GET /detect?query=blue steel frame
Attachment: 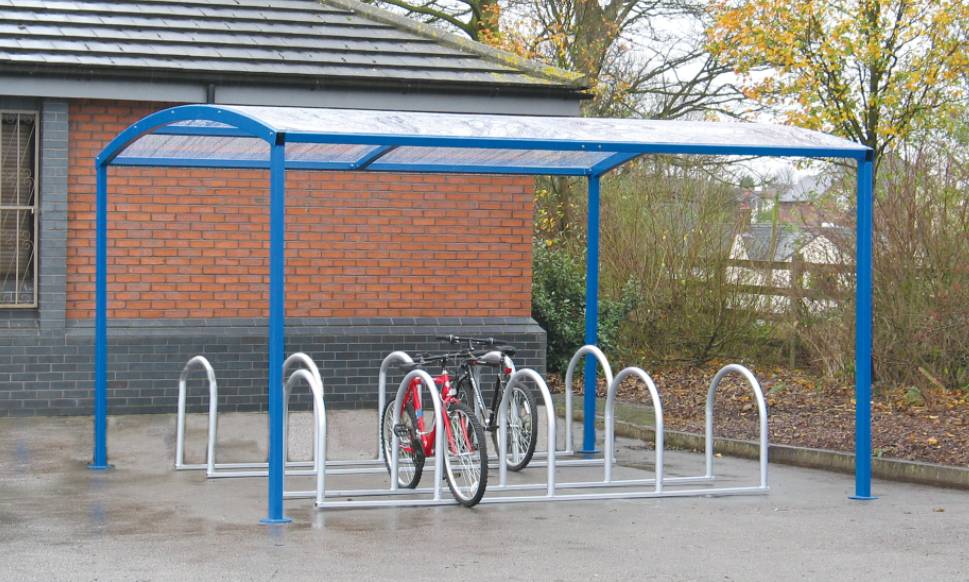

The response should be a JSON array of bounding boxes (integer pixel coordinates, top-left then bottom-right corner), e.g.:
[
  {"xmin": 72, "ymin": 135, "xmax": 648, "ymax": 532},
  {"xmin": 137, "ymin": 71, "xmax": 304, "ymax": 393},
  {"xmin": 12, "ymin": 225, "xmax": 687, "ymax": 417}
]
[{"xmin": 92, "ymin": 105, "xmax": 876, "ymax": 523}]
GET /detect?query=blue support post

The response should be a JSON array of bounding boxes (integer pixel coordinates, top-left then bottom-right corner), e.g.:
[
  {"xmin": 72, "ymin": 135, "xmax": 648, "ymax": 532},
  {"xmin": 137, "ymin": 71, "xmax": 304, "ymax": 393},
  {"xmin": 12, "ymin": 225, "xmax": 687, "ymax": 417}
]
[
  {"xmin": 261, "ymin": 138, "xmax": 291, "ymax": 524},
  {"xmin": 852, "ymin": 154, "xmax": 876, "ymax": 500},
  {"xmin": 581, "ymin": 175, "xmax": 601, "ymax": 454},
  {"xmin": 90, "ymin": 162, "xmax": 112, "ymax": 470}
]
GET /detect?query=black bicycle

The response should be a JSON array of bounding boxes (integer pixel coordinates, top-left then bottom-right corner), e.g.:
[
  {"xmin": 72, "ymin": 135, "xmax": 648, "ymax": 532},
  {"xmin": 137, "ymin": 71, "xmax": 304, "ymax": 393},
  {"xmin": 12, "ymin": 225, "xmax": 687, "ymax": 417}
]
[{"xmin": 437, "ymin": 335, "xmax": 539, "ymax": 472}]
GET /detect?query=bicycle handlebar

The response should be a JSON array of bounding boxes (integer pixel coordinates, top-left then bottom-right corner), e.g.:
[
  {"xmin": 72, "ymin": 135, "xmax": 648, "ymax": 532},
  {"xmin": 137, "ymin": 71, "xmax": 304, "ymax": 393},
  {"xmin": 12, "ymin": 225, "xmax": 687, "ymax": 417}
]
[
  {"xmin": 435, "ymin": 334, "xmax": 497, "ymax": 346},
  {"xmin": 401, "ymin": 343, "xmax": 515, "ymax": 369}
]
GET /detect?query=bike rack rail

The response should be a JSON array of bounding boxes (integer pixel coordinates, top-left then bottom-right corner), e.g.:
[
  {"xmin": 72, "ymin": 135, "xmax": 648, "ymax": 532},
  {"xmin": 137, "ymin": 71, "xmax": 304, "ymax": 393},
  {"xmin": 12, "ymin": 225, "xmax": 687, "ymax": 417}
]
[
  {"xmin": 604, "ymin": 367, "xmax": 663, "ymax": 488},
  {"xmin": 705, "ymin": 364, "xmax": 768, "ymax": 490},
  {"xmin": 174, "ymin": 355, "xmax": 218, "ymax": 476},
  {"xmin": 282, "ymin": 367, "xmax": 327, "ymax": 505},
  {"xmin": 496, "ymin": 369, "xmax": 556, "ymax": 496},
  {"xmin": 562, "ymin": 345, "xmax": 613, "ymax": 456},
  {"xmin": 468, "ymin": 361, "xmax": 767, "ymax": 505},
  {"xmin": 376, "ymin": 351, "xmax": 415, "ymax": 462}
]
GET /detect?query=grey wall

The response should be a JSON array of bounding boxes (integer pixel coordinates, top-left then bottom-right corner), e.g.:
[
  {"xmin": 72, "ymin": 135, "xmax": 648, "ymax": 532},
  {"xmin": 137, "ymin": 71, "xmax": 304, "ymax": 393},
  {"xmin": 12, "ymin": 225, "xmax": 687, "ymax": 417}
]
[
  {"xmin": 0, "ymin": 318, "xmax": 545, "ymax": 416},
  {"xmin": 0, "ymin": 98, "xmax": 68, "ymax": 330}
]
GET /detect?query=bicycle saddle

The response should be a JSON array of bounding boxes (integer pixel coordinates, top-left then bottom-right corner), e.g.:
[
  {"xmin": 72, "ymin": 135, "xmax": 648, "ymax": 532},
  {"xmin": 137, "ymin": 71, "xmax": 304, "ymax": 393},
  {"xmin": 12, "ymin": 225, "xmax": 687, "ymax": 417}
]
[
  {"xmin": 496, "ymin": 345, "xmax": 516, "ymax": 356},
  {"xmin": 476, "ymin": 347, "xmax": 516, "ymax": 365}
]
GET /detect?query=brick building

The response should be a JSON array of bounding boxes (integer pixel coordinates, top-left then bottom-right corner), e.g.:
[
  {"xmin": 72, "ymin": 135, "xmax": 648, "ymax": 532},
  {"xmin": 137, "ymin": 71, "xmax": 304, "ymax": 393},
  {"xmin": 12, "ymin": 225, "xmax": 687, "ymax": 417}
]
[{"xmin": 0, "ymin": 0, "xmax": 587, "ymax": 416}]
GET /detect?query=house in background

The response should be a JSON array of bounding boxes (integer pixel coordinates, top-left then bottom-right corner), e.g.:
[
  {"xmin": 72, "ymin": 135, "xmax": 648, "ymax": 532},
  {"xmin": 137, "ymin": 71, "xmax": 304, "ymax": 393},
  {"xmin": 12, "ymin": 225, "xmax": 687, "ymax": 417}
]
[
  {"xmin": 738, "ymin": 173, "xmax": 846, "ymax": 228},
  {"xmin": 776, "ymin": 174, "xmax": 846, "ymax": 226},
  {"xmin": 0, "ymin": 0, "xmax": 587, "ymax": 416}
]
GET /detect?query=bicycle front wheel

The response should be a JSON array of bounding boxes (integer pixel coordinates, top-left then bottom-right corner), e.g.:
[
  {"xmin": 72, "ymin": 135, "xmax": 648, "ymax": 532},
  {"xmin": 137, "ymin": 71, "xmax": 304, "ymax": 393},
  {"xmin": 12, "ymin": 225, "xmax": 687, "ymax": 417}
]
[
  {"xmin": 443, "ymin": 402, "xmax": 488, "ymax": 507},
  {"xmin": 491, "ymin": 385, "xmax": 538, "ymax": 472}
]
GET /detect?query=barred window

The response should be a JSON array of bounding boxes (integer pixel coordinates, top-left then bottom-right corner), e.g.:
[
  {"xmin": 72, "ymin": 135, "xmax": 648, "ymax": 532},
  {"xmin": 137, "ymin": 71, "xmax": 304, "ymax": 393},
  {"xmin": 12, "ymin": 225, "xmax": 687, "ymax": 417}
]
[{"xmin": 0, "ymin": 111, "xmax": 38, "ymax": 308}]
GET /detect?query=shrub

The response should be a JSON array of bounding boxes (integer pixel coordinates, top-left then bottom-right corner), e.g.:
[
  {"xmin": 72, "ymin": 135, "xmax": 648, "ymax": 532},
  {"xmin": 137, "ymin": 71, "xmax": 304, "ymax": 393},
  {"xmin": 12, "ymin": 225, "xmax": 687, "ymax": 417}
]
[
  {"xmin": 598, "ymin": 161, "xmax": 766, "ymax": 364},
  {"xmin": 531, "ymin": 241, "xmax": 637, "ymax": 373},
  {"xmin": 800, "ymin": 140, "xmax": 969, "ymax": 390}
]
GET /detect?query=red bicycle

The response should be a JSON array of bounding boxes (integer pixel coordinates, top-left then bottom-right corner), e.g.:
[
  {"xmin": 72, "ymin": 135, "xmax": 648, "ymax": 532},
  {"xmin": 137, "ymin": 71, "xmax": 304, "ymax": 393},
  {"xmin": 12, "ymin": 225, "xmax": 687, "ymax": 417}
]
[{"xmin": 380, "ymin": 353, "xmax": 488, "ymax": 506}]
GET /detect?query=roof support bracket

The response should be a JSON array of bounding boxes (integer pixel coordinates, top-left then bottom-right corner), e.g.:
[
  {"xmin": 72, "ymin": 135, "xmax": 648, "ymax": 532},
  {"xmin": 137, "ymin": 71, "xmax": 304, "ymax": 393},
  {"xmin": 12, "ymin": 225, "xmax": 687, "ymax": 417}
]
[
  {"xmin": 590, "ymin": 152, "xmax": 642, "ymax": 176},
  {"xmin": 353, "ymin": 145, "xmax": 398, "ymax": 170}
]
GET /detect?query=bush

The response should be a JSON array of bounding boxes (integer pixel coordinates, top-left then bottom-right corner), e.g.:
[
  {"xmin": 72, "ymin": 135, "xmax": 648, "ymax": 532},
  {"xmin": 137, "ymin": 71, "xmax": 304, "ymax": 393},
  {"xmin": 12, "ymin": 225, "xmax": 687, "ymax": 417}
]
[
  {"xmin": 800, "ymin": 141, "xmax": 969, "ymax": 390},
  {"xmin": 532, "ymin": 241, "xmax": 637, "ymax": 373},
  {"xmin": 598, "ymin": 161, "xmax": 766, "ymax": 364}
]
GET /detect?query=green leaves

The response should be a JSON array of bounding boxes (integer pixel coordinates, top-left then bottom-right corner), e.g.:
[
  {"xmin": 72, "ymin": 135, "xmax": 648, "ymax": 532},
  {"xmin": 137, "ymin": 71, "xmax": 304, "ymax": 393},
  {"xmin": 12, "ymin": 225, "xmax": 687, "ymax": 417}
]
[
  {"xmin": 531, "ymin": 242, "xmax": 637, "ymax": 373},
  {"xmin": 707, "ymin": 0, "xmax": 969, "ymax": 161}
]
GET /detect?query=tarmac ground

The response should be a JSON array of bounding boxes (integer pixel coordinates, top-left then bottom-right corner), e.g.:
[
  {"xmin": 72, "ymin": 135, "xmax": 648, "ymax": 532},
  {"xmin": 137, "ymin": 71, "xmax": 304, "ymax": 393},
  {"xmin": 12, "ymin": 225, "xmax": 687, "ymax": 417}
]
[{"xmin": 1, "ymin": 409, "xmax": 968, "ymax": 581}]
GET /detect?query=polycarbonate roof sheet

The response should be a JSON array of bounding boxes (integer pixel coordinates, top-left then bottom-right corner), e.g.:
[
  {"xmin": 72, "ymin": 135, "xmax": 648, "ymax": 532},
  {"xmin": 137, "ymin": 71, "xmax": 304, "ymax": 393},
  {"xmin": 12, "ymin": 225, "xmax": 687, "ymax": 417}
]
[
  {"xmin": 228, "ymin": 106, "xmax": 867, "ymax": 153},
  {"xmin": 375, "ymin": 147, "xmax": 614, "ymax": 169},
  {"xmin": 111, "ymin": 105, "xmax": 869, "ymax": 173},
  {"xmin": 122, "ymin": 134, "xmax": 268, "ymax": 161}
]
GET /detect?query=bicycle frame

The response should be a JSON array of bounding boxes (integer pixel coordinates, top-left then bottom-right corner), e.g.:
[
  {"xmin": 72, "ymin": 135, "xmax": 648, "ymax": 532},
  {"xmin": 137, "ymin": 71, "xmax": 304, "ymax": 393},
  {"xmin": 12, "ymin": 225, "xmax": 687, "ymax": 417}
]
[
  {"xmin": 399, "ymin": 368, "xmax": 472, "ymax": 459},
  {"xmin": 452, "ymin": 354, "xmax": 514, "ymax": 433}
]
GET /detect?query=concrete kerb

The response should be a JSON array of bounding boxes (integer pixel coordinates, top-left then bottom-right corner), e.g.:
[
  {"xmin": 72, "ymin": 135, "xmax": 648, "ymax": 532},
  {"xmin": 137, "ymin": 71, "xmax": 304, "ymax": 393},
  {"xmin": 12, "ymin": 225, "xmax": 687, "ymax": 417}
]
[{"xmin": 558, "ymin": 396, "xmax": 969, "ymax": 491}]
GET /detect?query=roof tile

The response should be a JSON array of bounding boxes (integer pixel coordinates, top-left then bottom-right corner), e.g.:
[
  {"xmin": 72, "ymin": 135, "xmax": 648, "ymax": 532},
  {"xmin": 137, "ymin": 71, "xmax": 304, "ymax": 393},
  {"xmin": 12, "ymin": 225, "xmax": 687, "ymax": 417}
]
[{"xmin": 0, "ymin": 0, "xmax": 584, "ymax": 92}]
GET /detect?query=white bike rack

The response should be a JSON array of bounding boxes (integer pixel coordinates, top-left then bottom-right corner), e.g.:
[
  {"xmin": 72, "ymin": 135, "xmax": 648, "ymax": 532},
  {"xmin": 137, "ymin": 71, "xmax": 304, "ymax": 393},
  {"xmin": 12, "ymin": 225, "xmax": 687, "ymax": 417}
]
[
  {"xmin": 282, "ymin": 367, "xmax": 328, "ymax": 505},
  {"xmin": 562, "ymin": 344, "xmax": 613, "ymax": 456},
  {"xmin": 174, "ymin": 355, "xmax": 218, "ymax": 476},
  {"xmin": 299, "ymin": 369, "xmax": 460, "ymax": 509},
  {"xmin": 176, "ymin": 345, "xmax": 769, "ymax": 511},
  {"xmin": 705, "ymin": 364, "xmax": 769, "ymax": 491},
  {"xmin": 174, "ymin": 352, "xmax": 385, "ymax": 479},
  {"xmin": 376, "ymin": 351, "xmax": 415, "ymax": 462}
]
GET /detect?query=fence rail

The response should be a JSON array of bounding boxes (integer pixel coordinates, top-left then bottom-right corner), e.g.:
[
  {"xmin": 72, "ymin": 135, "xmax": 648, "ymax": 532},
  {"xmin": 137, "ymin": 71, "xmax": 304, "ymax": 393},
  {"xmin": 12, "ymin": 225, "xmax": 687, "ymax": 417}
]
[{"xmin": 727, "ymin": 256, "xmax": 853, "ymax": 308}]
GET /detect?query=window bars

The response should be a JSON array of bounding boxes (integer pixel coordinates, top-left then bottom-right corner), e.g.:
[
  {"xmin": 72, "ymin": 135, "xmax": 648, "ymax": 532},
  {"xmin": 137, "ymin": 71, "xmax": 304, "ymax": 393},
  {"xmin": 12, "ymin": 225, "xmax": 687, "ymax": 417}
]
[{"xmin": 0, "ymin": 111, "xmax": 38, "ymax": 308}]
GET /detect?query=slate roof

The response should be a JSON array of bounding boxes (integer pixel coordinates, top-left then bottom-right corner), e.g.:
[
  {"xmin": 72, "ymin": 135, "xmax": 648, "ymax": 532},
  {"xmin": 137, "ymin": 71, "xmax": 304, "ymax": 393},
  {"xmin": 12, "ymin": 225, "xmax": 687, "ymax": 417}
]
[
  {"xmin": 738, "ymin": 224, "xmax": 852, "ymax": 262},
  {"xmin": 0, "ymin": 0, "xmax": 586, "ymax": 95},
  {"xmin": 779, "ymin": 173, "xmax": 834, "ymax": 203},
  {"xmin": 740, "ymin": 225, "xmax": 810, "ymax": 262}
]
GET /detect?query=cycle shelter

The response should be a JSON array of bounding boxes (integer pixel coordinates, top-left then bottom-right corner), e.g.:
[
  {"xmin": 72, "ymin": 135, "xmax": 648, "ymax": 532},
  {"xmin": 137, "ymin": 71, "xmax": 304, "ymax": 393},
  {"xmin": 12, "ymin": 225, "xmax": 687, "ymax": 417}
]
[{"xmin": 91, "ymin": 105, "xmax": 875, "ymax": 523}]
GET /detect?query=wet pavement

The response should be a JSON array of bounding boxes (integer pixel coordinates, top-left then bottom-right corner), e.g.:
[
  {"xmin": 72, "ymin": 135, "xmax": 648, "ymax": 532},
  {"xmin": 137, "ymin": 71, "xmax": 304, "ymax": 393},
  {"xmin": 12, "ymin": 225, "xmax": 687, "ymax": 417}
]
[{"xmin": 2, "ymin": 410, "xmax": 968, "ymax": 581}]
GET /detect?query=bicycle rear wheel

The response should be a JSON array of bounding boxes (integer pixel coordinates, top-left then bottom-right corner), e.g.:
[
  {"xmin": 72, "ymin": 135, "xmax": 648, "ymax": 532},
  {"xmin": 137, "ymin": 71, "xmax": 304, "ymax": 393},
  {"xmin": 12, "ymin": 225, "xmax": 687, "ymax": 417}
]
[
  {"xmin": 443, "ymin": 402, "xmax": 488, "ymax": 507},
  {"xmin": 381, "ymin": 398, "xmax": 425, "ymax": 489},
  {"xmin": 491, "ymin": 384, "xmax": 538, "ymax": 472}
]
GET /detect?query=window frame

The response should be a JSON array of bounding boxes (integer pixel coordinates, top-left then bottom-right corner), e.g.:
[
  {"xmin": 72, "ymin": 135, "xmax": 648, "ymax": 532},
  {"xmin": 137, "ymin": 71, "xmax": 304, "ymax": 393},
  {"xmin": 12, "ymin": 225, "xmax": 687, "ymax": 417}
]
[{"xmin": 0, "ymin": 109, "xmax": 40, "ymax": 309}]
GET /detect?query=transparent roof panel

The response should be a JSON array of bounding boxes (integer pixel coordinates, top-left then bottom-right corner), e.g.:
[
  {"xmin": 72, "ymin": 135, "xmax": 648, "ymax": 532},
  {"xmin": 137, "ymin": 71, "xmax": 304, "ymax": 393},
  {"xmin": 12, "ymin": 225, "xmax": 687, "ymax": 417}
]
[
  {"xmin": 376, "ymin": 147, "xmax": 613, "ymax": 169},
  {"xmin": 118, "ymin": 135, "xmax": 375, "ymax": 165},
  {"xmin": 227, "ymin": 105, "xmax": 868, "ymax": 154},
  {"xmin": 285, "ymin": 143, "xmax": 374, "ymax": 163},
  {"xmin": 109, "ymin": 104, "xmax": 868, "ymax": 172},
  {"xmin": 119, "ymin": 134, "xmax": 268, "ymax": 161},
  {"xmin": 169, "ymin": 120, "xmax": 237, "ymax": 130}
]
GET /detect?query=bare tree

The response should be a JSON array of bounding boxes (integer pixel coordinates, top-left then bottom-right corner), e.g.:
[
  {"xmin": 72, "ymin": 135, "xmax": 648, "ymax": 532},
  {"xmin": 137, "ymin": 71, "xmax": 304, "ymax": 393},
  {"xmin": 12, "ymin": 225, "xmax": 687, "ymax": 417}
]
[
  {"xmin": 503, "ymin": 0, "xmax": 748, "ymax": 118},
  {"xmin": 363, "ymin": 0, "xmax": 501, "ymax": 42},
  {"xmin": 366, "ymin": 0, "xmax": 748, "ymax": 119}
]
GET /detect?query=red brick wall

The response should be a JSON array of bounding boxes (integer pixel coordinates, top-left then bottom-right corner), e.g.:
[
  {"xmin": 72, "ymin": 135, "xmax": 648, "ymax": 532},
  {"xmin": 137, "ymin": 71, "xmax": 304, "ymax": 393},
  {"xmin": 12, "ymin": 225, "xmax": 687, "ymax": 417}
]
[{"xmin": 67, "ymin": 100, "xmax": 534, "ymax": 320}]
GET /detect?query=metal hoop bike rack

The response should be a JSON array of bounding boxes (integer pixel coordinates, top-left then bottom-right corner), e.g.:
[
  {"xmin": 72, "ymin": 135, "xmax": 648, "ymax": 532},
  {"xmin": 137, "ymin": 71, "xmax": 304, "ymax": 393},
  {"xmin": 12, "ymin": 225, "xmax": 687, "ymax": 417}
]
[
  {"xmin": 175, "ymin": 346, "xmax": 769, "ymax": 510},
  {"xmin": 377, "ymin": 349, "xmax": 549, "ymax": 471},
  {"xmin": 174, "ymin": 355, "xmax": 218, "ymax": 476},
  {"xmin": 174, "ymin": 352, "xmax": 386, "ymax": 479},
  {"xmin": 282, "ymin": 367, "xmax": 328, "ymax": 505}
]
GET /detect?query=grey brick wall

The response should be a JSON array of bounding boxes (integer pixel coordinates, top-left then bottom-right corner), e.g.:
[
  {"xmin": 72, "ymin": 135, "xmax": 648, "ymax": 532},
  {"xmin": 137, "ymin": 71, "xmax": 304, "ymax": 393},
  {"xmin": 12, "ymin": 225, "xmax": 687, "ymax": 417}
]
[
  {"xmin": 38, "ymin": 99, "xmax": 69, "ymax": 331},
  {"xmin": 0, "ymin": 317, "xmax": 546, "ymax": 417}
]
